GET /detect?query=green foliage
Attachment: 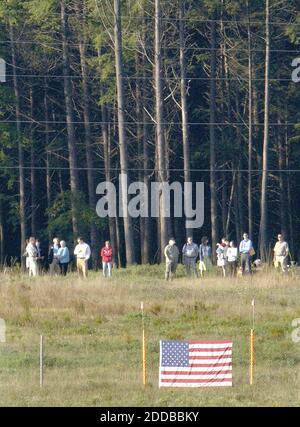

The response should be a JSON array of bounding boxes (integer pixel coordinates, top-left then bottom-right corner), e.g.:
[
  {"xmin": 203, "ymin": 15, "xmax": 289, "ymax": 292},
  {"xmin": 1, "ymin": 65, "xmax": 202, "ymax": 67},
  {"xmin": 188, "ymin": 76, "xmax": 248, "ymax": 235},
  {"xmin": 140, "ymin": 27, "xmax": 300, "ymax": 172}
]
[{"xmin": 46, "ymin": 191, "xmax": 106, "ymax": 242}]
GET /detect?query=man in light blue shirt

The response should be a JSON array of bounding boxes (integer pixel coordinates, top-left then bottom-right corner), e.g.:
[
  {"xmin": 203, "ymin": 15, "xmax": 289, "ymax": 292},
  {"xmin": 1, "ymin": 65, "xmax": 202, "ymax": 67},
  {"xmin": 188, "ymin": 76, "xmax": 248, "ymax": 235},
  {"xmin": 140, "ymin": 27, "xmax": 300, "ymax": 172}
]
[{"xmin": 239, "ymin": 233, "xmax": 254, "ymax": 275}]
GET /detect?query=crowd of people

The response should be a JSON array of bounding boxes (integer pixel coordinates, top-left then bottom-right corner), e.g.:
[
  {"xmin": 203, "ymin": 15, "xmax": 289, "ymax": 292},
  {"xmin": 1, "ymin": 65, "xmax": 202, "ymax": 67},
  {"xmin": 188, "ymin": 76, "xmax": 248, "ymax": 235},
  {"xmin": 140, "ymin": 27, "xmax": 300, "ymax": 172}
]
[
  {"xmin": 23, "ymin": 232, "xmax": 290, "ymax": 281},
  {"xmin": 24, "ymin": 237, "xmax": 113, "ymax": 278},
  {"xmin": 163, "ymin": 233, "xmax": 290, "ymax": 281}
]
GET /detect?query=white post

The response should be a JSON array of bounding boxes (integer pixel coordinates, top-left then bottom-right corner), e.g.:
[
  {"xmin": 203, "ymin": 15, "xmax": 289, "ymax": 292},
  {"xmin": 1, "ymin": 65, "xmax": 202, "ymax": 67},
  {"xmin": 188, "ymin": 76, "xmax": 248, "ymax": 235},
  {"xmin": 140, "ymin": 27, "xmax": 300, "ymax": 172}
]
[
  {"xmin": 40, "ymin": 335, "xmax": 43, "ymax": 388},
  {"xmin": 0, "ymin": 318, "xmax": 6, "ymax": 343},
  {"xmin": 0, "ymin": 58, "xmax": 6, "ymax": 83}
]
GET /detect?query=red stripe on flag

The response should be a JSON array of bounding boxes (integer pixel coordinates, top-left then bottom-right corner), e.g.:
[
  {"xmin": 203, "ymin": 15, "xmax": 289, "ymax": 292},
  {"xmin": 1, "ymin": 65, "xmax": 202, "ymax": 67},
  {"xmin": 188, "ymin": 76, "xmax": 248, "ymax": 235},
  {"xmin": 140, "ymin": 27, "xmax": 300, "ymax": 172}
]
[
  {"xmin": 161, "ymin": 370, "xmax": 232, "ymax": 376},
  {"xmin": 161, "ymin": 378, "xmax": 231, "ymax": 383}
]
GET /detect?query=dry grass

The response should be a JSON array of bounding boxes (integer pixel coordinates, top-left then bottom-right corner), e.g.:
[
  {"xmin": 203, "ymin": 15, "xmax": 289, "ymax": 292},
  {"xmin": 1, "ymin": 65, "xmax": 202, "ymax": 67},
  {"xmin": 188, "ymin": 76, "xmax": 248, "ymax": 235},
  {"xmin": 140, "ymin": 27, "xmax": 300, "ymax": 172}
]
[{"xmin": 0, "ymin": 265, "xmax": 300, "ymax": 406}]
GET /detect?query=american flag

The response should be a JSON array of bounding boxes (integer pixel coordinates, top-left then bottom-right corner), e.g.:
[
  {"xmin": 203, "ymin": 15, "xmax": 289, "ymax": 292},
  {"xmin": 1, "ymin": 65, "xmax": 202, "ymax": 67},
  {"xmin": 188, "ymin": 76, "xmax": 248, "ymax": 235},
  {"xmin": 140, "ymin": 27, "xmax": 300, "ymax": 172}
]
[{"xmin": 159, "ymin": 340, "xmax": 233, "ymax": 387}]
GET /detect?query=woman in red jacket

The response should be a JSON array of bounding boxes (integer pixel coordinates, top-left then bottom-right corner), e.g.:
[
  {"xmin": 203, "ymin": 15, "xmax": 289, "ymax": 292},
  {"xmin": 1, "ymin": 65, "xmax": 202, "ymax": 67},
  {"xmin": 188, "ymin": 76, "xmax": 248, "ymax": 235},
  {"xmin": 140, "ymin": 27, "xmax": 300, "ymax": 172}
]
[{"xmin": 100, "ymin": 241, "xmax": 113, "ymax": 277}]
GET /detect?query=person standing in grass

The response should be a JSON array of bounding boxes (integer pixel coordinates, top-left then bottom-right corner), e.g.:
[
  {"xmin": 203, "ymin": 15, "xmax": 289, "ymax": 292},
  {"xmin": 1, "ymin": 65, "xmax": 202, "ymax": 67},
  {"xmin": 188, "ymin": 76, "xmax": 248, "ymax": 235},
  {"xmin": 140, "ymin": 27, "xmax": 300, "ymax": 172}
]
[
  {"xmin": 239, "ymin": 233, "xmax": 254, "ymax": 275},
  {"xmin": 49, "ymin": 237, "xmax": 60, "ymax": 276},
  {"xmin": 198, "ymin": 236, "xmax": 212, "ymax": 277},
  {"xmin": 36, "ymin": 239, "xmax": 46, "ymax": 274},
  {"xmin": 164, "ymin": 238, "xmax": 179, "ymax": 281},
  {"xmin": 273, "ymin": 234, "xmax": 289, "ymax": 274},
  {"xmin": 57, "ymin": 240, "xmax": 70, "ymax": 276},
  {"xmin": 74, "ymin": 237, "xmax": 91, "ymax": 278},
  {"xmin": 25, "ymin": 237, "xmax": 38, "ymax": 277},
  {"xmin": 216, "ymin": 238, "xmax": 229, "ymax": 277},
  {"xmin": 182, "ymin": 236, "xmax": 199, "ymax": 278},
  {"xmin": 100, "ymin": 241, "xmax": 113, "ymax": 278},
  {"xmin": 226, "ymin": 241, "xmax": 238, "ymax": 277},
  {"xmin": 23, "ymin": 238, "xmax": 30, "ymax": 272}
]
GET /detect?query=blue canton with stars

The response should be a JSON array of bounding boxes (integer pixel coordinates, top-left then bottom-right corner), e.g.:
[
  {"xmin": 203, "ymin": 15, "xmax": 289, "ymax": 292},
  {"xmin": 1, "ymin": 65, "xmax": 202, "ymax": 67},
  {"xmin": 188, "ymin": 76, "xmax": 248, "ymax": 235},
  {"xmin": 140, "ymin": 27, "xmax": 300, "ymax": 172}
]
[{"xmin": 161, "ymin": 341, "xmax": 189, "ymax": 367}]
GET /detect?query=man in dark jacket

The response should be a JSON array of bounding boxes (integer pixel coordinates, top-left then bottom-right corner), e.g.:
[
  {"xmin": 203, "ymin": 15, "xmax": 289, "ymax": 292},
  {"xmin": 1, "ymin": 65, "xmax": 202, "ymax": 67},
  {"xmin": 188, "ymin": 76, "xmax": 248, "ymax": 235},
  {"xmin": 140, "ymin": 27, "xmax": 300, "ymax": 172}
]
[
  {"xmin": 182, "ymin": 237, "xmax": 199, "ymax": 278},
  {"xmin": 164, "ymin": 238, "xmax": 180, "ymax": 281}
]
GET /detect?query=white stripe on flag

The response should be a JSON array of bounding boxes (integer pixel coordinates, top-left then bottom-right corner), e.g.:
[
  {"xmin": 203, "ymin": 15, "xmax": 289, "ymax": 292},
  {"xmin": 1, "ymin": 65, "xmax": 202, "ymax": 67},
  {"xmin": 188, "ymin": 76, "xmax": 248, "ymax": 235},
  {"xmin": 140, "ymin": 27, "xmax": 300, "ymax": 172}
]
[
  {"xmin": 162, "ymin": 365, "xmax": 232, "ymax": 372},
  {"xmin": 189, "ymin": 350, "xmax": 232, "ymax": 357}
]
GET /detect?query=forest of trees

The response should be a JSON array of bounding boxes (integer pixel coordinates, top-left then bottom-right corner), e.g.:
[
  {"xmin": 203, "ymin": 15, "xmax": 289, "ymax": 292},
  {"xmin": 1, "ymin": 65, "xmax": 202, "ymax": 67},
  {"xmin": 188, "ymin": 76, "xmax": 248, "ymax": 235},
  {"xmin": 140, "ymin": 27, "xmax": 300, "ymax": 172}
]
[{"xmin": 1, "ymin": 0, "xmax": 300, "ymax": 268}]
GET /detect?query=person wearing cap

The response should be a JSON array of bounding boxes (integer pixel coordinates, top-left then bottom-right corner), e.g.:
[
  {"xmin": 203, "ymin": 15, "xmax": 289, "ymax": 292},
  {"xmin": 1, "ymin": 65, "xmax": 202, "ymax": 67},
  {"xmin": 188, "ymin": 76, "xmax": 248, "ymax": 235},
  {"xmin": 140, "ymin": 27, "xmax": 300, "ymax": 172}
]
[
  {"xmin": 164, "ymin": 238, "xmax": 180, "ymax": 281},
  {"xmin": 74, "ymin": 237, "xmax": 91, "ymax": 278},
  {"xmin": 182, "ymin": 236, "xmax": 199, "ymax": 278}
]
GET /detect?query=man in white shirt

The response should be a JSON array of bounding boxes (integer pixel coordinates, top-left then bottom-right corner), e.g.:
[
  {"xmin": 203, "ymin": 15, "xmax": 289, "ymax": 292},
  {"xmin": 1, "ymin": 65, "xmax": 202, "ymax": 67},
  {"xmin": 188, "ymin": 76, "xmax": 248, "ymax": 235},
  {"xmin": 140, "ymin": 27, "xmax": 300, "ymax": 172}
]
[
  {"xmin": 273, "ymin": 234, "xmax": 289, "ymax": 273},
  {"xmin": 74, "ymin": 237, "xmax": 91, "ymax": 278},
  {"xmin": 226, "ymin": 241, "xmax": 238, "ymax": 277},
  {"xmin": 25, "ymin": 237, "xmax": 38, "ymax": 277}
]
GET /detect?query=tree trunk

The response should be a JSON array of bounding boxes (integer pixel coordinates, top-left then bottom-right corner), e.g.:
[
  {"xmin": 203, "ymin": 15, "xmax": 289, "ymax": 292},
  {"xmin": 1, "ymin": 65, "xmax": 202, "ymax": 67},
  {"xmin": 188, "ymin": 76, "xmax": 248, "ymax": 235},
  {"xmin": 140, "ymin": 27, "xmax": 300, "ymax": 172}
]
[
  {"xmin": 0, "ymin": 197, "xmax": 4, "ymax": 267},
  {"xmin": 225, "ymin": 170, "xmax": 236, "ymax": 238},
  {"xmin": 97, "ymin": 44, "xmax": 119, "ymax": 267},
  {"xmin": 247, "ymin": 0, "xmax": 253, "ymax": 239},
  {"xmin": 259, "ymin": 0, "xmax": 270, "ymax": 261},
  {"xmin": 277, "ymin": 99, "xmax": 288, "ymax": 239},
  {"xmin": 113, "ymin": 0, "xmax": 136, "ymax": 265},
  {"xmin": 210, "ymin": 17, "xmax": 218, "ymax": 262},
  {"xmin": 235, "ymin": 95, "xmax": 244, "ymax": 235},
  {"xmin": 44, "ymin": 80, "xmax": 52, "ymax": 244},
  {"xmin": 77, "ymin": 7, "xmax": 98, "ymax": 268},
  {"xmin": 155, "ymin": 0, "xmax": 169, "ymax": 259},
  {"xmin": 61, "ymin": 0, "xmax": 79, "ymax": 237},
  {"xmin": 179, "ymin": 0, "xmax": 192, "ymax": 238},
  {"xmin": 141, "ymin": 45, "xmax": 151, "ymax": 264},
  {"xmin": 221, "ymin": 172, "xmax": 227, "ymax": 236},
  {"xmin": 30, "ymin": 87, "xmax": 37, "ymax": 237},
  {"xmin": 285, "ymin": 104, "xmax": 294, "ymax": 257},
  {"xmin": 9, "ymin": 23, "xmax": 26, "ymax": 266}
]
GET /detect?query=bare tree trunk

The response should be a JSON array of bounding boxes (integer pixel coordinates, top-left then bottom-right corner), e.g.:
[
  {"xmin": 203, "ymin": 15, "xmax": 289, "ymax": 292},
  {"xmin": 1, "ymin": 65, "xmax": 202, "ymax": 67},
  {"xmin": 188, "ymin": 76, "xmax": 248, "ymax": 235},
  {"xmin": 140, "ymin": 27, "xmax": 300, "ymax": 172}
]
[
  {"xmin": 102, "ymin": 105, "xmax": 118, "ymax": 268},
  {"xmin": 155, "ymin": 0, "xmax": 169, "ymax": 259},
  {"xmin": 136, "ymin": 51, "xmax": 144, "ymax": 263},
  {"xmin": 113, "ymin": 0, "xmax": 136, "ymax": 265},
  {"xmin": 235, "ymin": 96, "xmax": 244, "ymax": 235},
  {"xmin": 259, "ymin": 0, "xmax": 270, "ymax": 261},
  {"xmin": 221, "ymin": 172, "xmax": 227, "ymax": 236},
  {"xmin": 285, "ymin": 104, "xmax": 294, "ymax": 257},
  {"xmin": 44, "ymin": 80, "xmax": 52, "ymax": 244},
  {"xmin": 9, "ymin": 23, "xmax": 26, "ymax": 266},
  {"xmin": 277, "ymin": 98, "xmax": 288, "ymax": 239},
  {"xmin": 141, "ymin": 52, "xmax": 151, "ymax": 264},
  {"xmin": 179, "ymin": 0, "xmax": 191, "ymax": 238},
  {"xmin": 247, "ymin": 0, "xmax": 253, "ymax": 239},
  {"xmin": 61, "ymin": 0, "xmax": 79, "ymax": 236},
  {"xmin": 0, "ymin": 197, "xmax": 4, "ymax": 267},
  {"xmin": 77, "ymin": 7, "xmax": 98, "ymax": 268},
  {"xmin": 97, "ymin": 45, "xmax": 119, "ymax": 267},
  {"xmin": 225, "ymin": 170, "xmax": 236, "ymax": 237},
  {"xmin": 210, "ymin": 17, "xmax": 218, "ymax": 262},
  {"xmin": 30, "ymin": 87, "xmax": 37, "ymax": 237}
]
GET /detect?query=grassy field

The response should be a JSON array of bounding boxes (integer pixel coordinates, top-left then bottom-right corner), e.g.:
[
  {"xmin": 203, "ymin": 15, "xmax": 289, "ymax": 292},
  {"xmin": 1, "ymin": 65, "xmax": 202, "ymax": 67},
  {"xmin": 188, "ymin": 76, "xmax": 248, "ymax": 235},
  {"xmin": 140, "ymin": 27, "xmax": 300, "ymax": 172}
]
[{"xmin": 0, "ymin": 265, "xmax": 300, "ymax": 407}]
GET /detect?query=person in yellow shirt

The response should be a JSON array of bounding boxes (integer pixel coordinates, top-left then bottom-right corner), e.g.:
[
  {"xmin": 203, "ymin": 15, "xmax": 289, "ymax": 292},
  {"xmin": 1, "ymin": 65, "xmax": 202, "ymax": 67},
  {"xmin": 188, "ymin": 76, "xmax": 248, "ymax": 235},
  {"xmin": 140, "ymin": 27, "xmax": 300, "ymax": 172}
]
[{"xmin": 273, "ymin": 234, "xmax": 289, "ymax": 273}]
